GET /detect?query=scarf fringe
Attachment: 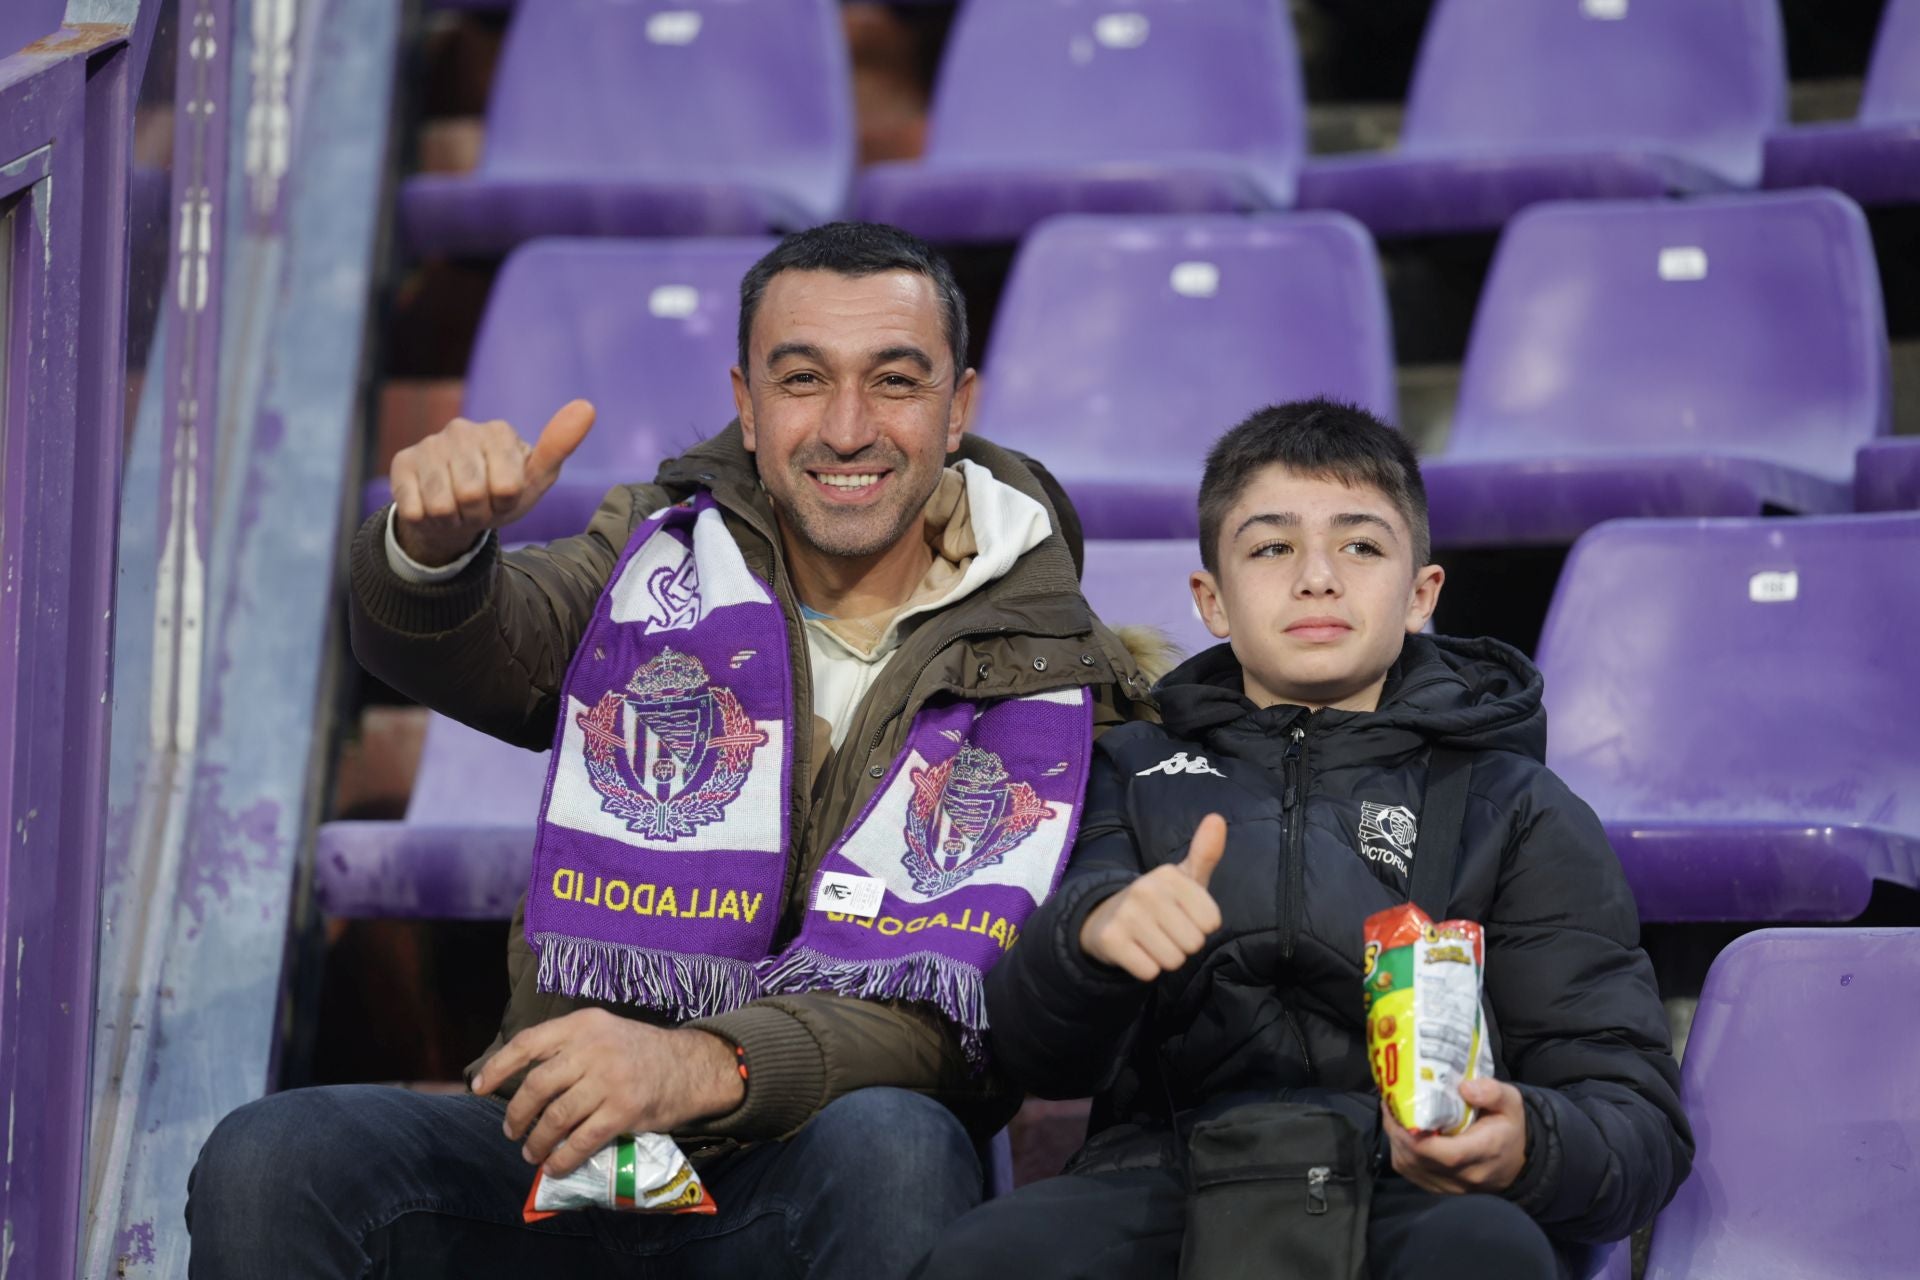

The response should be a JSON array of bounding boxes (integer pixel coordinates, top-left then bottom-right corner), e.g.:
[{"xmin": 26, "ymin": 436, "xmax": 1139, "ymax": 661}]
[
  {"xmin": 757, "ymin": 947, "xmax": 990, "ymax": 1069},
  {"xmin": 534, "ymin": 933, "xmax": 759, "ymax": 1022}
]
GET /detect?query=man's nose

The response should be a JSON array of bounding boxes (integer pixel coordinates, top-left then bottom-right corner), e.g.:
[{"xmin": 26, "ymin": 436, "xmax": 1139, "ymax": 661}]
[{"xmin": 818, "ymin": 383, "xmax": 880, "ymax": 456}]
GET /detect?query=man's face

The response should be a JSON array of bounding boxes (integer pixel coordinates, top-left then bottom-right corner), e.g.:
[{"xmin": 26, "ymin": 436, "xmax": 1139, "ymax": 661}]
[
  {"xmin": 1190, "ymin": 464, "xmax": 1443, "ymax": 713},
  {"xmin": 732, "ymin": 269, "xmax": 975, "ymax": 561}
]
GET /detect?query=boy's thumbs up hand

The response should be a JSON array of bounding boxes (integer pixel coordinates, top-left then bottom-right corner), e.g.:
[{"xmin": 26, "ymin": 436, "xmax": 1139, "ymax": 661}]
[
  {"xmin": 390, "ymin": 399, "xmax": 598, "ymax": 568},
  {"xmin": 1080, "ymin": 814, "xmax": 1228, "ymax": 983}
]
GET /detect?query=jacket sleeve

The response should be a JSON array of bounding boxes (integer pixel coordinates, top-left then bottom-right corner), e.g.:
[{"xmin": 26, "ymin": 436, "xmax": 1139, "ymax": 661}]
[
  {"xmin": 346, "ymin": 484, "xmax": 656, "ymax": 748},
  {"xmin": 684, "ymin": 996, "xmax": 1019, "ymax": 1144},
  {"xmin": 981, "ymin": 748, "xmax": 1156, "ymax": 1099},
  {"xmin": 1482, "ymin": 766, "xmax": 1694, "ymax": 1244}
]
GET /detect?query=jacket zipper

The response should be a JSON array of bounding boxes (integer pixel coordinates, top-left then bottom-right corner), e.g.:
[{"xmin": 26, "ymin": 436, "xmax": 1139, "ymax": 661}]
[{"xmin": 1281, "ymin": 724, "xmax": 1308, "ymax": 959}]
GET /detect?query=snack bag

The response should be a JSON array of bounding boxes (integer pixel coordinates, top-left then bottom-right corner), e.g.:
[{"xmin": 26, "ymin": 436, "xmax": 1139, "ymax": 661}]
[
  {"xmin": 522, "ymin": 1132, "xmax": 717, "ymax": 1222},
  {"xmin": 1362, "ymin": 903, "xmax": 1494, "ymax": 1136}
]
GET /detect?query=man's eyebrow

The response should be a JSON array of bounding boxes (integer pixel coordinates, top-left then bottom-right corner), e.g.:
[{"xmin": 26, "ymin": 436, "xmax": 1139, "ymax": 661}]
[
  {"xmin": 765, "ymin": 341, "xmax": 827, "ymax": 368},
  {"xmin": 869, "ymin": 345, "xmax": 935, "ymax": 375}
]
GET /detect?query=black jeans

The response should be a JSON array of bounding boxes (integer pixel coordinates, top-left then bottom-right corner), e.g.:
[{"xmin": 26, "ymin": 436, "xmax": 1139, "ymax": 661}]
[
  {"xmin": 914, "ymin": 1165, "xmax": 1566, "ymax": 1280},
  {"xmin": 187, "ymin": 1084, "xmax": 980, "ymax": 1279}
]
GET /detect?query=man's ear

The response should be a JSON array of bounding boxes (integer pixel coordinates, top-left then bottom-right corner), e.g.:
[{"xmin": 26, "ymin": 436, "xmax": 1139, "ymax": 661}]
[
  {"xmin": 1191, "ymin": 570, "xmax": 1231, "ymax": 640},
  {"xmin": 731, "ymin": 365, "xmax": 756, "ymax": 451},
  {"xmin": 947, "ymin": 367, "xmax": 978, "ymax": 452},
  {"xmin": 1405, "ymin": 563, "xmax": 1445, "ymax": 634}
]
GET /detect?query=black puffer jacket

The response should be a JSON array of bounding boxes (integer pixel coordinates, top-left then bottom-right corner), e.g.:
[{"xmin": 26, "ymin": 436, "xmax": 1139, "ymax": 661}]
[{"xmin": 986, "ymin": 636, "xmax": 1692, "ymax": 1246}]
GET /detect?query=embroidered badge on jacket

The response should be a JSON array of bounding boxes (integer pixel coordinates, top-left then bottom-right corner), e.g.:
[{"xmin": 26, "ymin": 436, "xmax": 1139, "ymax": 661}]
[{"xmin": 1358, "ymin": 801, "xmax": 1419, "ymax": 875}]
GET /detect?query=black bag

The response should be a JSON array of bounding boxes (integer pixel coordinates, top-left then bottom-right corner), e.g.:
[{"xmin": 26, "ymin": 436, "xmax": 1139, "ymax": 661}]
[
  {"xmin": 1176, "ymin": 748, "xmax": 1476, "ymax": 1280},
  {"xmin": 1179, "ymin": 1099, "xmax": 1376, "ymax": 1280}
]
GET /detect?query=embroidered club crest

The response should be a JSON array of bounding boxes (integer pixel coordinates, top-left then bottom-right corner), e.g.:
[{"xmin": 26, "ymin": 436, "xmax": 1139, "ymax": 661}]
[
  {"xmin": 903, "ymin": 746, "xmax": 1055, "ymax": 895},
  {"xmin": 577, "ymin": 648, "xmax": 768, "ymax": 840}
]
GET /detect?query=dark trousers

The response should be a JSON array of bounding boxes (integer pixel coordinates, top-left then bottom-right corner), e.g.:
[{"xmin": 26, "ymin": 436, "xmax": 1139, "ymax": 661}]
[
  {"xmin": 915, "ymin": 1165, "xmax": 1565, "ymax": 1280},
  {"xmin": 186, "ymin": 1084, "xmax": 980, "ymax": 1279}
]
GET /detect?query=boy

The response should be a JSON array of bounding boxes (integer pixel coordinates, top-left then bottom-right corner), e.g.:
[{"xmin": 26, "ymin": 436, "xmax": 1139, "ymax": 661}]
[{"xmin": 917, "ymin": 400, "xmax": 1691, "ymax": 1280}]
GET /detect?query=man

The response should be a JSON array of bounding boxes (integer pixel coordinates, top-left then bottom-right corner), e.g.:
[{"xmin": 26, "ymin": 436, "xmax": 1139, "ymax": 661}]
[{"xmin": 187, "ymin": 223, "xmax": 1155, "ymax": 1279}]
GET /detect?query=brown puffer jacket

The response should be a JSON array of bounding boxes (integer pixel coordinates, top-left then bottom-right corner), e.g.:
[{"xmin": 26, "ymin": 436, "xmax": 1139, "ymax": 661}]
[{"xmin": 346, "ymin": 425, "xmax": 1157, "ymax": 1144}]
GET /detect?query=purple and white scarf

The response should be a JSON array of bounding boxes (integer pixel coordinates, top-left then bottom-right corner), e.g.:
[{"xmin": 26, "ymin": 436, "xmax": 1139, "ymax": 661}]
[{"xmin": 527, "ymin": 494, "xmax": 1092, "ymax": 1062}]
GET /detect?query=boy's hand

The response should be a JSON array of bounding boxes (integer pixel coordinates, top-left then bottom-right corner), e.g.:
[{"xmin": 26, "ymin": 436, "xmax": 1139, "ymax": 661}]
[
  {"xmin": 1079, "ymin": 814, "xmax": 1227, "ymax": 981},
  {"xmin": 1383, "ymin": 1078, "xmax": 1528, "ymax": 1194}
]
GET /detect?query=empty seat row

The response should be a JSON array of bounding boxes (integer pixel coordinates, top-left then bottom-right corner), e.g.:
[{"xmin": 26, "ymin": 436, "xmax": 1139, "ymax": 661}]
[
  {"xmin": 403, "ymin": 0, "xmax": 1920, "ymax": 257},
  {"xmin": 370, "ymin": 188, "xmax": 1914, "ymax": 551},
  {"xmin": 317, "ymin": 511, "xmax": 1920, "ymax": 926}
]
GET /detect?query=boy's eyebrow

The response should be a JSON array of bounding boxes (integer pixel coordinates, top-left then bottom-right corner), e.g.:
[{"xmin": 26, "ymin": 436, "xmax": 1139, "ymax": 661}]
[{"xmin": 1232, "ymin": 511, "xmax": 1400, "ymax": 540}]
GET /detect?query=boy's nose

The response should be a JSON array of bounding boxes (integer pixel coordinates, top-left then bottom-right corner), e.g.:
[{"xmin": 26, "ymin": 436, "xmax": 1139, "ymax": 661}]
[{"xmin": 1295, "ymin": 551, "xmax": 1342, "ymax": 596}]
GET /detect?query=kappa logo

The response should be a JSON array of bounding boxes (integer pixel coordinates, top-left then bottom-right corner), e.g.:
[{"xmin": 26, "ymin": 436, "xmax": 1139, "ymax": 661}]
[
  {"xmin": 1358, "ymin": 802, "xmax": 1418, "ymax": 875},
  {"xmin": 1136, "ymin": 752, "xmax": 1225, "ymax": 778}
]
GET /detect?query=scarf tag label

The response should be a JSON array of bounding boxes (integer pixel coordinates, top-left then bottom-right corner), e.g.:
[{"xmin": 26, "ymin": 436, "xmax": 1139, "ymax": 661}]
[{"xmin": 814, "ymin": 872, "xmax": 884, "ymax": 920}]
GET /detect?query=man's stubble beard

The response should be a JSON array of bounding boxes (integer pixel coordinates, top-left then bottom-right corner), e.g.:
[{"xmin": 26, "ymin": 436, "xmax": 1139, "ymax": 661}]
[{"xmin": 764, "ymin": 457, "xmax": 941, "ymax": 563}]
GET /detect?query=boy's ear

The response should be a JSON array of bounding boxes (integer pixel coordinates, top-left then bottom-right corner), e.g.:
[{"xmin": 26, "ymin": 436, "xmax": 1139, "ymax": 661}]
[
  {"xmin": 1404, "ymin": 563, "xmax": 1445, "ymax": 634},
  {"xmin": 1191, "ymin": 570, "xmax": 1231, "ymax": 640}
]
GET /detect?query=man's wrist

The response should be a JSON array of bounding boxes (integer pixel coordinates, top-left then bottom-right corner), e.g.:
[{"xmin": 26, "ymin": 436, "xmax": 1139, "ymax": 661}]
[{"xmin": 679, "ymin": 1028, "xmax": 747, "ymax": 1120}]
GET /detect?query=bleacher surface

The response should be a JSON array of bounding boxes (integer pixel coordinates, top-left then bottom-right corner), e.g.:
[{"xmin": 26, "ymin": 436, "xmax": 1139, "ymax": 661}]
[{"xmin": 15, "ymin": 1, "xmax": 1920, "ymax": 1275}]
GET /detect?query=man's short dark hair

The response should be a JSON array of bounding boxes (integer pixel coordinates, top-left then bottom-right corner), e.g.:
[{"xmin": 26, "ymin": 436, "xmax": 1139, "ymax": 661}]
[
  {"xmin": 737, "ymin": 222, "xmax": 970, "ymax": 379},
  {"xmin": 1197, "ymin": 398, "xmax": 1430, "ymax": 575}
]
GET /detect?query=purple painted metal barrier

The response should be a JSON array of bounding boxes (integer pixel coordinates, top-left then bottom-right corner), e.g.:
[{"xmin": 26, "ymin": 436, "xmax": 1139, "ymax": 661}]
[
  {"xmin": 0, "ymin": 0, "xmax": 66, "ymax": 59},
  {"xmin": 0, "ymin": 15, "xmax": 143, "ymax": 1277}
]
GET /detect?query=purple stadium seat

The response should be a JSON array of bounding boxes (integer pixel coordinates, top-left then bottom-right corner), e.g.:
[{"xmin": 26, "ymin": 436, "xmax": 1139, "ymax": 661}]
[
  {"xmin": 1641, "ymin": 929, "xmax": 1920, "ymax": 1279},
  {"xmin": 1764, "ymin": 0, "xmax": 1920, "ymax": 206},
  {"xmin": 400, "ymin": 0, "xmax": 851, "ymax": 256},
  {"xmin": 366, "ymin": 237, "xmax": 772, "ymax": 544},
  {"xmin": 1537, "ymin": 514, "xmax": 1920, "ymax": 922},
  {"xmin": 855, "ymin": 0, "xmax": 1305, "ymax": 243},
  {"xmin": 315, "ymin": 714, "xmax": 546, "ymax": 918},
  {"xmin": 1423, "ymin": 191, "xmax": 1888, "ymax": 549},
  {"xmin": 972, "ymin": 213, "xmax": 1395, "ymax": 538},
  {"xmin": 1081, "ymin": 541, "xmax": 1218, "ymax": 662},
  {"xmin": 1855, "ymin": 438, "xmax": 1920, "ymax": 512},
  {"xmin": 1298, "ymin": 0, "xmax": 1784, "ymax": 238}
]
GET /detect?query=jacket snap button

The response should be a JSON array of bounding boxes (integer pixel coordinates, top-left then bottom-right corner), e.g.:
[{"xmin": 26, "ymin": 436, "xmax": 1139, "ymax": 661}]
[
  {"xmin": 1080, "ymin": 653, "xmax": 1095, "ymax": 666},
  {"xmin": 1032, "ymin": 657, "xmax": 1048, "ymax": 672},
  {"xmin": 977, "ymin": 662, "xmax": 991, "ymax": 678},
  {"xmin": 869, "ymin": 764, "xmax": 885, "ymax": 779}
]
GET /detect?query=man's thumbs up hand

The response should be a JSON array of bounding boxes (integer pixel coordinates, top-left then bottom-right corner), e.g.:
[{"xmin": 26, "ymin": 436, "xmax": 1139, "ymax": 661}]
[
  {"xmin": 1079, "ymin": 814, "xmax": 1228, "ymax": 983},
  {"xmin": 390, "ymin": 400, "xmax": 598, "ymax": 568}
]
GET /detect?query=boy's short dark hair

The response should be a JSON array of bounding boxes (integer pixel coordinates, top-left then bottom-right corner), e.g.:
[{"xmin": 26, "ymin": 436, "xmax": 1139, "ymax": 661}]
[
  {"xmin": 737, "ymin": 221, "xmax": 970, "ymax": 377},
  {"xmin": 1198, "ymin": 398, "xmax": 1430, "ymax": 574}
]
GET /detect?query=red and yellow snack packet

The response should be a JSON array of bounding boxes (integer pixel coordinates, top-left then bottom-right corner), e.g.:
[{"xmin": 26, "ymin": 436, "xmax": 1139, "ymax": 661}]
[
  {"xmin": 1362, "ymin": 903, "xmax": 1493, "ymax": 1136},
  {"xmin": 523, "ymin": 1132, "xmax": 716, "ymax": 1222}
]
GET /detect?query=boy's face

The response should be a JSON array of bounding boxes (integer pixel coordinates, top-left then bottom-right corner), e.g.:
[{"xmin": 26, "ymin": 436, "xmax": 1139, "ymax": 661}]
[{"xmin": 1190, "ymin": 465, "xmax": 1443, "ymax": 713}]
